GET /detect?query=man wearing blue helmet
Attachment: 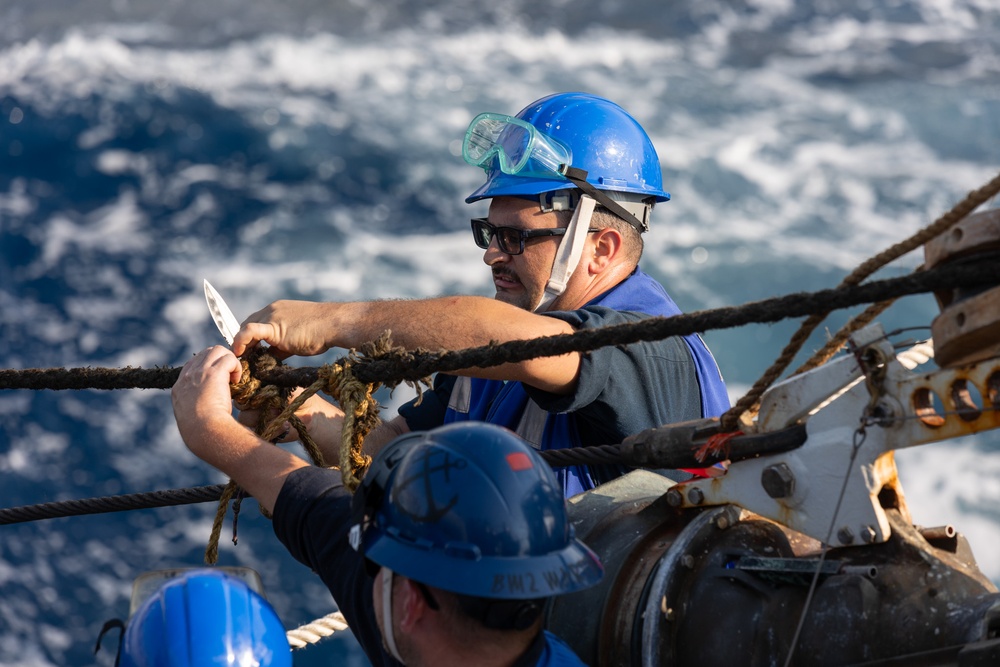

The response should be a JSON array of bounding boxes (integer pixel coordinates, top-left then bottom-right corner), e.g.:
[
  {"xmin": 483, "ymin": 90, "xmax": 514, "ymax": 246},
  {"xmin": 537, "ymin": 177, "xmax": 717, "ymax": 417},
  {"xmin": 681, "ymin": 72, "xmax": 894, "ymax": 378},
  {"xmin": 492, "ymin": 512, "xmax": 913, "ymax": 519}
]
[
  {"xmin": 232, "ymin": 92, "xmax": 730, "ymax": 496},
  {"xmin": 172, "ymin": 344, "xmax": 602, "ymax": 665}
]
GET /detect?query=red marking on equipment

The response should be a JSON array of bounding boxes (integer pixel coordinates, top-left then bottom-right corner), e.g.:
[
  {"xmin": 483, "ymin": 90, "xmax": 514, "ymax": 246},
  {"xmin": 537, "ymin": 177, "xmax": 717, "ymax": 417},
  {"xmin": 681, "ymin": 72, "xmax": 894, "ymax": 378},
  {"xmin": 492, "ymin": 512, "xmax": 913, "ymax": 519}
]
[
  {"xmin": 694, "ymin": 430, "xmax": 742, "ymax": 462},
  {"xmin": 682, "ymin": 430, "xmax": 742, "ymax": 477},
  {"xmin": 506, "ymin": 452, "xmax": 534, "ymax": 471}
]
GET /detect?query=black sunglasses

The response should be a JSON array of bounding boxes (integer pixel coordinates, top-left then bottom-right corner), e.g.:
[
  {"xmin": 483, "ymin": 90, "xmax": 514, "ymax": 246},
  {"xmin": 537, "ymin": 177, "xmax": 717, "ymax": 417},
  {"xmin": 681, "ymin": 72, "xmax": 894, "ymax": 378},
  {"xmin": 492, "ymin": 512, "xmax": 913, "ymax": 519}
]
[{"xmin": 470, "ymin": 218, "xmax": 599, "ymax": 255}]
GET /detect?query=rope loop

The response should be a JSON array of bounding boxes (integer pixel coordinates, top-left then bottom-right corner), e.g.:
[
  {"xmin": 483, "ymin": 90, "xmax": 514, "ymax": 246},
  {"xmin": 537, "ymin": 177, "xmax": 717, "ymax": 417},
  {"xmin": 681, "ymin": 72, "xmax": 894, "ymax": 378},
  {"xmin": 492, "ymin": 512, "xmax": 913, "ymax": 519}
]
[{"xmin": 319, "ymin": 333, "xmax": 401, "ymax": 491}]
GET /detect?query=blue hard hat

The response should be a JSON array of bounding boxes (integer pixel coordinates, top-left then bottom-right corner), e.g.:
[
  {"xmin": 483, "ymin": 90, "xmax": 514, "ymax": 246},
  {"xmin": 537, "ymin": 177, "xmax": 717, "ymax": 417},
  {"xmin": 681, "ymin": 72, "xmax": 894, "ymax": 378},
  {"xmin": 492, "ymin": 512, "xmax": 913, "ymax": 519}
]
[
  {"xmin": 120, "ymin": 570, "xmax": 291, "ymax": 667},
  {"xmin": 353, "ymin": 423, "xmax": 604, "ymax": 600},
  {"xmin": 465, "ymin": 92, "xmax": 670, "ymax": 204}
]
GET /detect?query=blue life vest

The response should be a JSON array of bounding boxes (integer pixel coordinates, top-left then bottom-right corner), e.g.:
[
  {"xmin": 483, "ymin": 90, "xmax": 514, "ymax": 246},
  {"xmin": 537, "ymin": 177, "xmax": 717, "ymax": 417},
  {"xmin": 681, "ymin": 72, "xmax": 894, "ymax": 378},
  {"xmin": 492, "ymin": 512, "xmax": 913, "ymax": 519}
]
[{"xmin": 444, "ymin": 268, "xmax": 729, "ymax": 497}]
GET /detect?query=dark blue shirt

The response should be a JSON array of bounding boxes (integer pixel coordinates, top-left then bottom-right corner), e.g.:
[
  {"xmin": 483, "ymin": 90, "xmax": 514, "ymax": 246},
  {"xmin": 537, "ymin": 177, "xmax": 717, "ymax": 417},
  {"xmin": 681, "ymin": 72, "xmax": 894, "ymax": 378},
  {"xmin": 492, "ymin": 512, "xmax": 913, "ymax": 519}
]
[{"xmin": 399, "ymin": 268, "xmax": 729, "ymax": 495}]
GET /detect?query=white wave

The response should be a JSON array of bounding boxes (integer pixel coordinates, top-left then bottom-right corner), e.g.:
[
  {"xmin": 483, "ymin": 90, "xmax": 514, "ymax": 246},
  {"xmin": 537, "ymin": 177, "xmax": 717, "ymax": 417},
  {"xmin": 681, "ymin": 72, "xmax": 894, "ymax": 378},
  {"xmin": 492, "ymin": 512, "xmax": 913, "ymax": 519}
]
[
  {"xmin": 0, "ymin": 23, "xmax": 995, "ymax": 293},
  {"xmin": 33, "ymin": 193, "xmax": 151, "ymax": 271}
]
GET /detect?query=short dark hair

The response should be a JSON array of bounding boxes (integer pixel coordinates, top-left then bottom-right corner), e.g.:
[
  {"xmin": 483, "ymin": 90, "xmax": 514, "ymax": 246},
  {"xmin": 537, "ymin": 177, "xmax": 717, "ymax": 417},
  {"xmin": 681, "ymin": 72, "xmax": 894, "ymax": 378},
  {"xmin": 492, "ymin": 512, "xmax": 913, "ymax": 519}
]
[
  {"xmin": 553, "ymin": 202, "xmax": 646, "ymax": 266},
  {"xmin": 591, "ymin": 206, "xmax": 644, "ymax": 266},
  {"xmin": 427, "ymin": 586, "xmax": 545, "ymax": 651},
  {"xmin": 454, "ymin": 592, "xmax": 546, "ymax": 631}
]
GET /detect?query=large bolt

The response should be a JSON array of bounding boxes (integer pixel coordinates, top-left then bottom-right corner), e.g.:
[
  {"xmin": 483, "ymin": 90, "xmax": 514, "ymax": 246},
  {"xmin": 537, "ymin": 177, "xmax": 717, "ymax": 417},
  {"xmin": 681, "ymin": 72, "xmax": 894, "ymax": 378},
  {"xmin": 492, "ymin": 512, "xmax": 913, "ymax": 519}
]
[
  {"xmin": 761, "ymin": 463, "xmax": 795, "ymax": 499},
  {"xmin": 687, "ymin": 487, "xmax": 705, "ymax": 506},
  {"xmin": 837, "ymin": 526, "xmax": 855, "ymax": 545},
  {"xmin": 666, "ymin": 488, "xmax": 683, "ymax": 507},
  {"xmin": 860, "ymin": 525, "xmax": 877, "ymax": 544}
]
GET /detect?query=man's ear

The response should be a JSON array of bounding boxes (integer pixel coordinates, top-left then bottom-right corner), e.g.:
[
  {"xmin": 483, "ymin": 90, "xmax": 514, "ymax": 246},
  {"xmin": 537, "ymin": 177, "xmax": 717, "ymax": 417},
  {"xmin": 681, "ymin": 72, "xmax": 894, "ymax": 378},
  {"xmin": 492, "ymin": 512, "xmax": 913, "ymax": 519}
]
[
  {"xmin": 396, "ymin": 578, "xmax": 428, "ymax": 631},
  {"xmin": 589, "ymin": 227, "xmax": 623, "ymax": 273}
]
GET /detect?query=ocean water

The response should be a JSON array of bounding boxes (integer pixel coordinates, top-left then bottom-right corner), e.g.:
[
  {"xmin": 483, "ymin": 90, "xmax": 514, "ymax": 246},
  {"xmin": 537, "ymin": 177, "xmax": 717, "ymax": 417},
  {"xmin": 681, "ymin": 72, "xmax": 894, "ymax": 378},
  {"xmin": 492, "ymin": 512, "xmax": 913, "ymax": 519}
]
[{"xmin": 1, "ymin": 1, "xmax": 999, "ymax": 664}]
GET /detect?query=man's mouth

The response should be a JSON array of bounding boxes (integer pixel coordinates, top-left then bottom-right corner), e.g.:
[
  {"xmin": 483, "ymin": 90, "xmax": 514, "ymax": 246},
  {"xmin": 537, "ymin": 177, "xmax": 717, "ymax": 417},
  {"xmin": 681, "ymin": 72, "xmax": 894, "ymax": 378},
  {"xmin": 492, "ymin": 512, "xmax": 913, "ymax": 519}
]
[{"xmin": 492, "ymin": 269, "xmax": 522, "ymax": 290}]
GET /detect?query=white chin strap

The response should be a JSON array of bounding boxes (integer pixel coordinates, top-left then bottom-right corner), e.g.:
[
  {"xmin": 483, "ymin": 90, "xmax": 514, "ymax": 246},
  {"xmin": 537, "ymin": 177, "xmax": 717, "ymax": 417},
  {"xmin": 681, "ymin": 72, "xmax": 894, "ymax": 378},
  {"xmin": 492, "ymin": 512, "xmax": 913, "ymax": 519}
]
[
  {"xmin": 381, "ymin": 568, "xmax": 406, "ymax": 663},
  {"xmin": 534, "ymin": 195, "xmax": 597, "ymax": 313}
]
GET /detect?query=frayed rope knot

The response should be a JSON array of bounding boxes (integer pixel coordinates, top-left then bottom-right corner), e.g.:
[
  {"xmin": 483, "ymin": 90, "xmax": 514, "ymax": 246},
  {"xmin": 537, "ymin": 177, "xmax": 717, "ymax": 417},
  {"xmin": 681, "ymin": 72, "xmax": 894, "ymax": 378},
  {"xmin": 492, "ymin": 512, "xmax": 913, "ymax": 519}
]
[{"xmin": 203, "ymin": 333, "xmax": 430, "ymax": 564}]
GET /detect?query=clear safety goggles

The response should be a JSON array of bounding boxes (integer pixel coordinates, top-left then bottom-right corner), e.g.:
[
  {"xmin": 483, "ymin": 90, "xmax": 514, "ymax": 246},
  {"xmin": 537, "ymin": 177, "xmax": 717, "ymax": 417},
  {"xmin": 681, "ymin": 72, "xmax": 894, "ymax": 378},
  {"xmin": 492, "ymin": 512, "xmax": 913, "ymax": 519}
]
[{"xmin": 463, "ymin": 112, "xmax": 573, "ymax": 176}]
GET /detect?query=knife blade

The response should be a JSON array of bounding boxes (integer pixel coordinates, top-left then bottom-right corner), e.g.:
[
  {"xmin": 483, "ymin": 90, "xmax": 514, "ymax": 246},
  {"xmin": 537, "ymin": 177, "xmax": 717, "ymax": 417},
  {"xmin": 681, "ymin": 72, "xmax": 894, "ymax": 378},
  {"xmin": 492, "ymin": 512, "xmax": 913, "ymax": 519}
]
[{"xmin": 203, "ymin": 279, "xmax": 242, "ymax": 345}]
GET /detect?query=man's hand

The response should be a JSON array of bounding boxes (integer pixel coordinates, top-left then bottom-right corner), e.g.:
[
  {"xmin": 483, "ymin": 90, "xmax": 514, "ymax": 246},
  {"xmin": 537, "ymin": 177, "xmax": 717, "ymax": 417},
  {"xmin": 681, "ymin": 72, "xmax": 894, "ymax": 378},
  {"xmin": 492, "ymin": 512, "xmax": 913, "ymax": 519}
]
[
  {"xmin": 237, "ymin": 390, "xmax": 347, "ymax": 465},
  {"xmin": 232, "ymin": 300, "xmax": 338, "ymax": 358},
  {"xmin": 172, "ymin": 345, "xmax": 309, "ymax": 513},
  {"xmin": 172, "ymin": 346, "xmax": 243, "ymax": 455}
]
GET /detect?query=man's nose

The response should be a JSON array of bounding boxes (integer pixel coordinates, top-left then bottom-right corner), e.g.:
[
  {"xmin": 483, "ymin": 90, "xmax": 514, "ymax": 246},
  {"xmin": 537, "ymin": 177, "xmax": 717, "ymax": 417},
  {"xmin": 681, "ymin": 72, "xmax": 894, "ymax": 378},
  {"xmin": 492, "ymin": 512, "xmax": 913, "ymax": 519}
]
[{"xmin": 482, "ymin": 234, "xmax": 510, "ymax": 264}]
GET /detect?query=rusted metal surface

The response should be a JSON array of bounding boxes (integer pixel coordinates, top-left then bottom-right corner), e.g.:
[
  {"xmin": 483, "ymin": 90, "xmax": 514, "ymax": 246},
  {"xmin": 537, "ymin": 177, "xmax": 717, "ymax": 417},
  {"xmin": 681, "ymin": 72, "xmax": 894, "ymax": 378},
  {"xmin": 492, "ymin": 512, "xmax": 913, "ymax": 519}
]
[
  {"xmin": 549, "ymin": 471, "xmax": 684, "ymax": 665},
  {"xmin": 924, "ymin": 208, "xmax": 1000, "ymax": 272},
  {"xmin": 932, "ymin": 287, "xmax": 1000, "ymax": 367},
  {"xmin": 669, "ymin": 324, "xmax": 999, "ymax": 549},
  {"xmin": 924, "ymin": 208, "xmax": 1000, "ymax": 367},
  {"xmin": 895, "ymin": 358, "xmax": 1000, "ymax": 444},
  {"xmin": 554, "ymin": 482, "xmax": 1000, "ymax": 666}
]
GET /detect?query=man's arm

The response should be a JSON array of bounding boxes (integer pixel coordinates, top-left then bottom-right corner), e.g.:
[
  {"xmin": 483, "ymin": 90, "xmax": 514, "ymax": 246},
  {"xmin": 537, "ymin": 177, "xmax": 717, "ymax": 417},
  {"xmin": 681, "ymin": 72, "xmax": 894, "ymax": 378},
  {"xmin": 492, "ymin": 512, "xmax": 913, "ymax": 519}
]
[
  {"xmin": 172, "ymin": 346, "xmax": 309, "ymax": 513},
  {"xmin": 231, "ymin": 296, "xmax": 581, "ymax": 394}
]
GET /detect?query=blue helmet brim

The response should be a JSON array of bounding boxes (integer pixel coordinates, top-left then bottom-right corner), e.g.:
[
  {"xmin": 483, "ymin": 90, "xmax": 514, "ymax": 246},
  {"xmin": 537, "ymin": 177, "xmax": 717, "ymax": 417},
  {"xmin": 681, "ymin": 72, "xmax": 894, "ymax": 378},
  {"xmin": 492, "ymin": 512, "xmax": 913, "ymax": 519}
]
[
  {"xmin": 363, "ymin": 527, "xmax": 605, "ymax": 599},
  {"xmin": 466, "ymin": 172, "xmax": 671, "ymax": 204}
]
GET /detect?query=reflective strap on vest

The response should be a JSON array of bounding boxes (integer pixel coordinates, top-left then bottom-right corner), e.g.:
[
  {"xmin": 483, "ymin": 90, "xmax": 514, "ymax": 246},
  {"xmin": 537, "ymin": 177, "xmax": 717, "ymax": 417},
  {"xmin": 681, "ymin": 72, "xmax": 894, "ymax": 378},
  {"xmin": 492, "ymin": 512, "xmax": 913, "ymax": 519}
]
[
  {"xmin": 447, "ymin": 376, "xmax": 473, "ymax": 414},
  {"xmin": 447, "ymin": 377, "xmax": 547, "ymax": 449},
  {"xmin": 513, "ymin": 400, "xmax": 548, "ymax": 450}
]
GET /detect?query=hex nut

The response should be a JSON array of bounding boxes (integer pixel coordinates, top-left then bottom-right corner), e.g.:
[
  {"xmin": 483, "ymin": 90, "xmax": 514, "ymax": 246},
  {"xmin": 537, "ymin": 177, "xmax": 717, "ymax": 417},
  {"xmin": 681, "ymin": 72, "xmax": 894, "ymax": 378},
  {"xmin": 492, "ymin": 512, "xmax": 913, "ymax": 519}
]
[{"xmin": 761, "ymin": 463, "xmax": 795, "ymax": 499}]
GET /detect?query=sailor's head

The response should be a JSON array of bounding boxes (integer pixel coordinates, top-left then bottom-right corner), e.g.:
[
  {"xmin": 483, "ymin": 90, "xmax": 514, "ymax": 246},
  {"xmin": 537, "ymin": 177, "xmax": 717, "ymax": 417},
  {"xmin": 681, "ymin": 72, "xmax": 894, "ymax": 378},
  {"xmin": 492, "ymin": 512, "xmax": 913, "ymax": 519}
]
[
  {"xmin": 349, "ymin": 422, "xmax": 603, "ymax": 662},
  {"xmin": 461, "ymin": 93, "xmax": 669, "ymax": 312}
]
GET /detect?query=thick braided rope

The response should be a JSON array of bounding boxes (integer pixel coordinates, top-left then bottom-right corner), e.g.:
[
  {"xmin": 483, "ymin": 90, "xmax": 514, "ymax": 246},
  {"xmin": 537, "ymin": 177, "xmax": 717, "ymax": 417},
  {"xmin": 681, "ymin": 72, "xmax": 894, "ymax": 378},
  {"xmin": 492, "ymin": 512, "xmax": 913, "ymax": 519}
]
[
  {"xmin": 0, "ymin": 259, "xmax": 993, "ymax": 395},
  {"xmin": 318, "ymin": 332, "xmax": 426, "ymax": 492},
  {"xmin": 256, "ymin": 379, "xmax": 328, "ymax": 467},
  {"xmin": 719, "ymin": 169, "xmax": 1000, "ymax": 432},
  {"xmin": 205, "ymin": 350, "xmax": 336, "ymax": 563},
  {"xmin": 319, "ymin": 362, "xmax": 378, "ymax": 492}
]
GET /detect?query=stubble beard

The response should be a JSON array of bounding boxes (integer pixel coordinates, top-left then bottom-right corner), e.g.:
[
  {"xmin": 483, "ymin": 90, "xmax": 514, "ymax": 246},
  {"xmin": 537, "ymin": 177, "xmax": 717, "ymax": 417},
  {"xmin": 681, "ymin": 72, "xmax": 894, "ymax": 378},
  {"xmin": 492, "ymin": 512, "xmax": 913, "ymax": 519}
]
[{"xmin": 492, "ymin": 268, "xmax": 542, "ymax": 312}]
